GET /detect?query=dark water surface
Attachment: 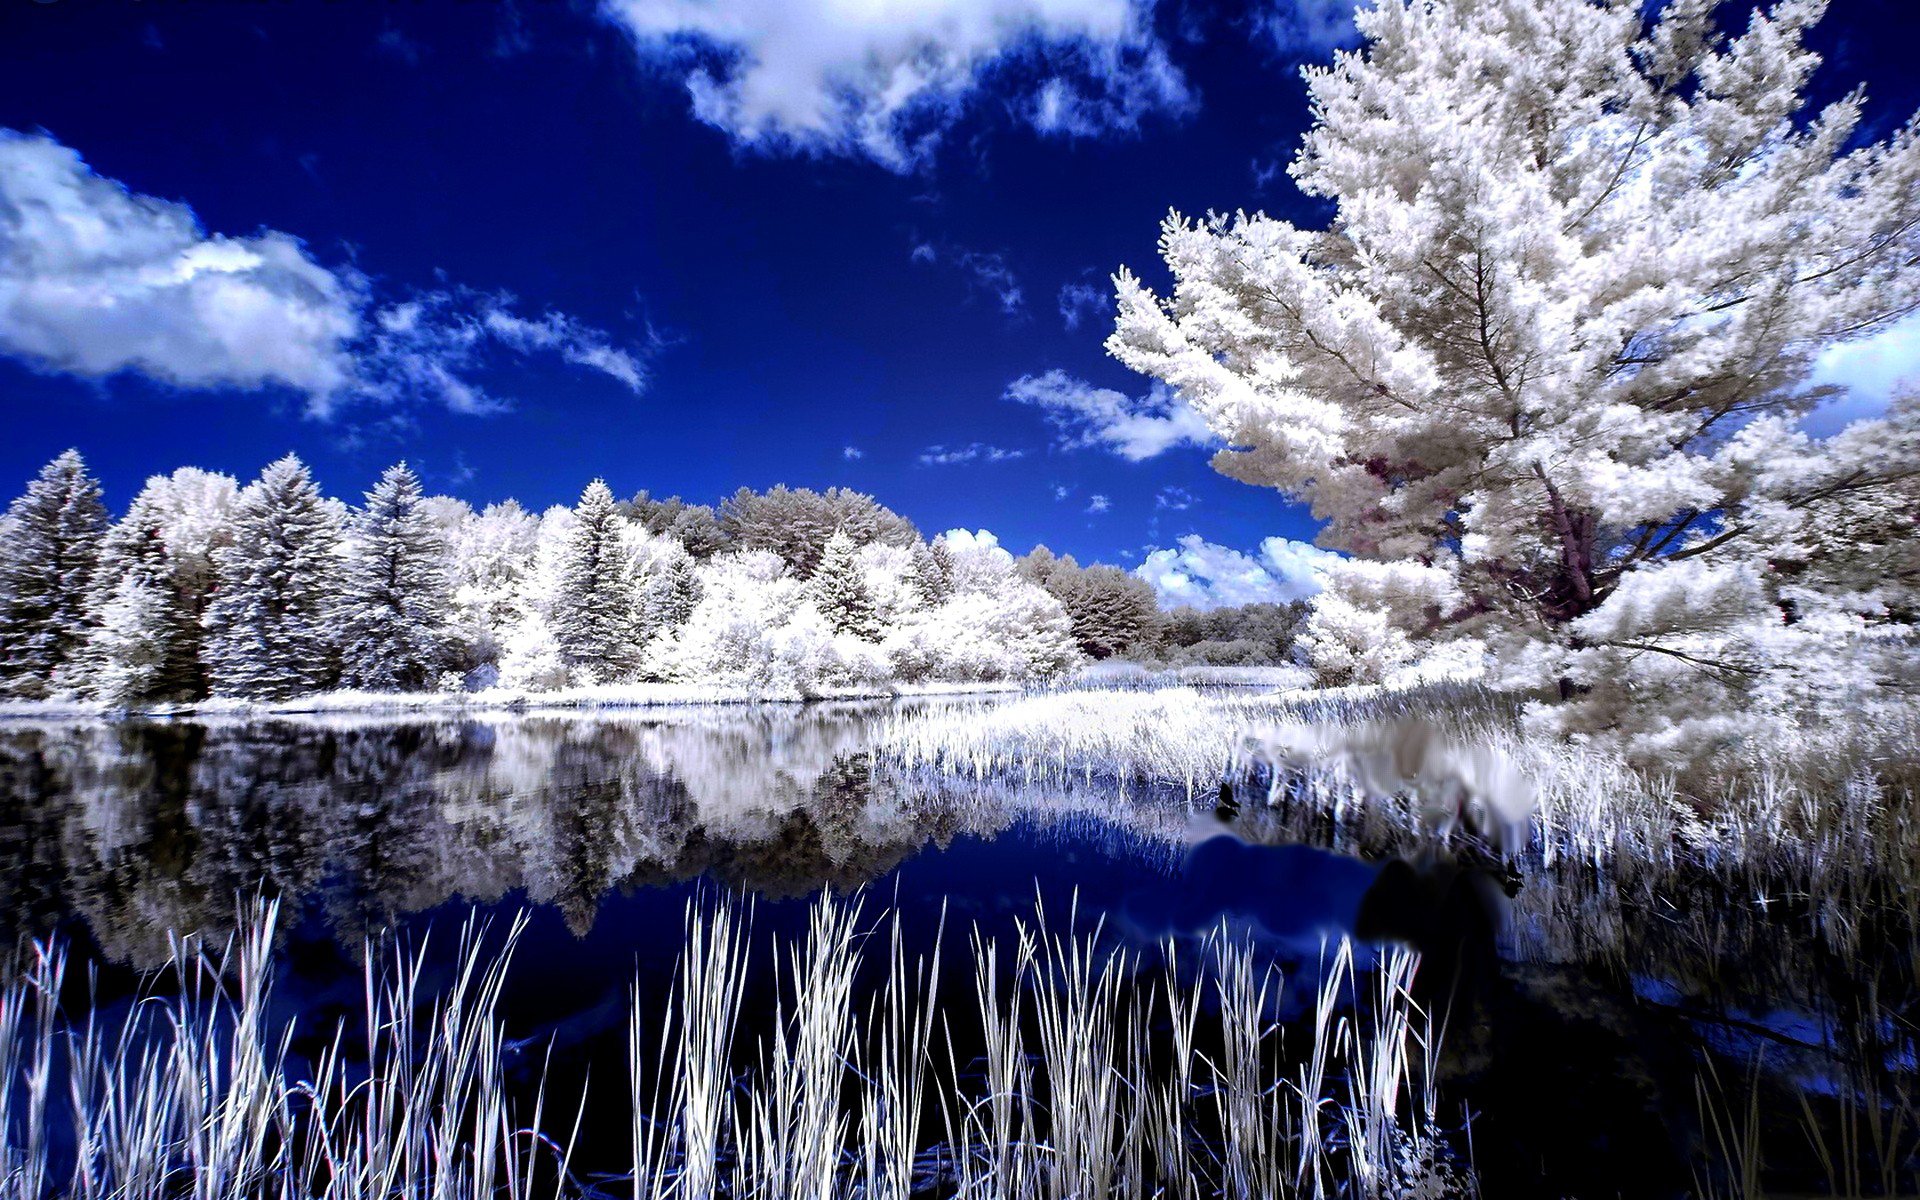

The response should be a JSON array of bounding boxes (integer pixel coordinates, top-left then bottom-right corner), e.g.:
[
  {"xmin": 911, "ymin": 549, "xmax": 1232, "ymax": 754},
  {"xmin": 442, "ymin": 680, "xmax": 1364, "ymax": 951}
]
[{"xmin": 1, "ymin": 702, "xmax": 1915, "ymax": 1197}]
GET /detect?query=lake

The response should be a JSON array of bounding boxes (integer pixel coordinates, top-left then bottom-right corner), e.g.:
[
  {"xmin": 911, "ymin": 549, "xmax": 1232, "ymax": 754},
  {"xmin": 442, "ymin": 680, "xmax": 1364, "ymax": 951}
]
[{"xmin": 1, "ymin": 700, "xmax": 1914, "ymax": 1197}]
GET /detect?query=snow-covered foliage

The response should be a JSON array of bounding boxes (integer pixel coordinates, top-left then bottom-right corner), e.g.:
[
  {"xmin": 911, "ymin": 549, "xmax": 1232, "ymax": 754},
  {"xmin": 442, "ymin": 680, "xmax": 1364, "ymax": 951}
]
[
  {"xmin": 0, "ymin": 453, "xmax": 1089, "ymax": 703},
  {"xmin": 1108, "ymin": 0, "xmax": 1920, "ymax": 768},
  {"xmin": 67, "ymin": 467, "xmax": 238, "ymax": 704}
]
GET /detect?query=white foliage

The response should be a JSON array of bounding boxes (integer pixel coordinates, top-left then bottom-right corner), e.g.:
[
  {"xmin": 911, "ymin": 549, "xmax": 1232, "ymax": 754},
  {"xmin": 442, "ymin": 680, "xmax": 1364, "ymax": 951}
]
[{"xmin": 1108, "ymin": 0, "xmax": 1920, "ymax": 765}]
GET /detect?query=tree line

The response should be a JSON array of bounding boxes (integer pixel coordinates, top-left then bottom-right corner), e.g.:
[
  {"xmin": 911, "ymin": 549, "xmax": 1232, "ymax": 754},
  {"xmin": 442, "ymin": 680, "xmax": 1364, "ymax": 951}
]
[{"xmin": 0, "ymin": 451, "xmax": 1303, "ymax": 706}]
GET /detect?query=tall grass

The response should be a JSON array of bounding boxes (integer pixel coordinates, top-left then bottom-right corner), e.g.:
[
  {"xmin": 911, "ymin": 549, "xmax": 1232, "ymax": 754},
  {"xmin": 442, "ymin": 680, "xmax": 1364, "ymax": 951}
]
[
  {"xmin": 873, "ymin": 685, "xmax": 1920, "ymax": 899},
  {"xmin": 1, "ymin": 895, "xmax": 1468, "ymax": 1200}
]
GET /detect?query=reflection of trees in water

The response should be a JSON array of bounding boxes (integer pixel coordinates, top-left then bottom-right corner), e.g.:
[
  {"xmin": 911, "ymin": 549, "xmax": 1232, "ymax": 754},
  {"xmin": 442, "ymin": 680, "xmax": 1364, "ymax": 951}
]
[{"xmin": 0, "ymin": 708, "xmax": 1055, "ymax": 962}]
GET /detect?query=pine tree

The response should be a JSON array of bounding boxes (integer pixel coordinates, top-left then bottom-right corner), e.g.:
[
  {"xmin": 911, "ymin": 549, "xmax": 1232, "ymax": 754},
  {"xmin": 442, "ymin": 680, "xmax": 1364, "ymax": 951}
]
[
  {"xmin": 203, "ymin": 456, "xmax": 343, "ymax": 700},
  {"xmin": 637, "ymin": 551, "xmax": 702, "ymax": 639},
  {"xmin": 808, "ymin": 530, "xmax": 881, "ymax": 639},
  {"xmin": 552, "ymin": 480, "xmax": 637, "ymax": 683},
  {"xmin": 337, "ymin": 463, "xmax": 450, "ymax": 691},
  {"xmin": 912, "ymin": 539, "xmax": 953, "ymax": 606},
  {"xmin": 0, "ymin": 450, "xmax": 107, "ymax": 698}
]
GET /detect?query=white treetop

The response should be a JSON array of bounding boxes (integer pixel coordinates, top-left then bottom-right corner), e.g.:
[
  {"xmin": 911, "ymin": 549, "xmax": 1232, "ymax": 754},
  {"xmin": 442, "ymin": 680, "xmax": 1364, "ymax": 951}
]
[{"xmin": 1109, "ymin": 0, "xmax": 1920, "ymax": 763}]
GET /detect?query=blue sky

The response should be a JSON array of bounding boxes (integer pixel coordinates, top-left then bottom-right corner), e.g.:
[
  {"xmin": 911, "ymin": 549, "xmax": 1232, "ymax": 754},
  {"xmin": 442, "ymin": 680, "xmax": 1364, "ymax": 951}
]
[{"xmin": 2, "ymin": 0, "xmax": 1917, "ymax": 595}]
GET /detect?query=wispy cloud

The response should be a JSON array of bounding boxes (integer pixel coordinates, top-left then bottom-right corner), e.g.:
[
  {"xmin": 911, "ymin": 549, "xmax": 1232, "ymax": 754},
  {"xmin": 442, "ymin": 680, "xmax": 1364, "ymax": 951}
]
[
  {"xmin": 1005, "ymin": 369, "xmax": 1214, "ymax": 460},
  {"xmin": 1057, "ymin": 280, "xmax": 1109, "ymax": 332},
  {"xmin": 842, "ymin": 445, "xmax": 865, "ymax": 460},
  {"xmin": 1253, "ymin": 0, "xmax": 1363, "ymax": 60},
  {"xmin": 1155, "ymin": 485, "xmax": 1197, "ymax": 510},
  {"xmin": 912, "ymin": 240, "xmax": 1026, "ymax": 315},
  {"xmin": 0, "ymin": 129, "xmax": 650, "ymax": 419},
  {"xmin": 1085, "ymin": 493, "xmax": 1111, "ymax": 514},
  {"xmin": 919, "ymin": 442, "xmax": 1026, "ymax": 466},
  {"xmin": 603, "ymin": 0, "xmax": 1191, "ymax": 171},
  {"xmin": 1135, "ymin": 534, "xmax": 1339, "ymax": 609}
]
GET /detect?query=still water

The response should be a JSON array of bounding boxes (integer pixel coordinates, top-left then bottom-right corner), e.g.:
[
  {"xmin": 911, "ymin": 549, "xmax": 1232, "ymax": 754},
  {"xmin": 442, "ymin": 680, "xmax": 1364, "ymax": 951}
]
[{"xmin": 1, "ymin": 701, "xmax": 1914, "ymax": 1197}]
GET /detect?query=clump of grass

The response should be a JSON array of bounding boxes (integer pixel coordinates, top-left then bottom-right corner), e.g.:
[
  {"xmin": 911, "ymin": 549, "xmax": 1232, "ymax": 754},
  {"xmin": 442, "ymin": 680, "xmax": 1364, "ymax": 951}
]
[{"xmin": 2, "ymin": 894, "xmax": 1470, "ymax": 1199}]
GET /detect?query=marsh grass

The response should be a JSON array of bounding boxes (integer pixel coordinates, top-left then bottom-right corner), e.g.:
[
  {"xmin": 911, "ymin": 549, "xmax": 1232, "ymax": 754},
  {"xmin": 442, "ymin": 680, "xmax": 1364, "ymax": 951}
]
[
  {"xmin": 1, "ymin": 895, "xmax": 1468, "ymax": 1200},
  {"xmin": 873, "ymin": 685, "xmax": 1920, "ymax": 903}
]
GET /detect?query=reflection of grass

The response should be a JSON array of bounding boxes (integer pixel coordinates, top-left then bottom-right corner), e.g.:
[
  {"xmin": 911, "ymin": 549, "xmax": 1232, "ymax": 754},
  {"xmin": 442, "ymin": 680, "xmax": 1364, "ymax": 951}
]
[
  {"xmin": 1, "ymin": 897, "xmax": 1469, "ymax": 1200},
  {"xmin": 874, "ymin": 685, "xmax": 1920, "ymax": 901}
]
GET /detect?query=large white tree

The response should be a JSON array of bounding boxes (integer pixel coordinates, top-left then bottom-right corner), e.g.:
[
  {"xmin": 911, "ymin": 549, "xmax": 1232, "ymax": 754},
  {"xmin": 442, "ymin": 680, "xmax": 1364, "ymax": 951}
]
[
  {"xmin": 203, "ymin": 455, "xmax": 344, "ymax": 701},
  {"xmin": 0, "ymin": 450, "xmax": 106, "ymax": 699},
  {"xmin": 70, "ymin": 467, "xmax": 238, "ymax": 703},
  {"xmin": 336, "ymin": 463, "xmax": 451, "ymax": 691},
  {"xmin": 1109, "ymin": 0, "xmax": 1920, "ymax": 765},
  {"xmin": 552, "ymin": 480, "xmax": 640, "ymax": 684}
]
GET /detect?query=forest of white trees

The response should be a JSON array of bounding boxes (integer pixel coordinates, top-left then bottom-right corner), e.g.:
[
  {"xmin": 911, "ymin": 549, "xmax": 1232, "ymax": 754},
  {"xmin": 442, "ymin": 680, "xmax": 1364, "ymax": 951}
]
[{"xmin": 0, "ymin": 451, "xmax": 1297, "ymax": 706}]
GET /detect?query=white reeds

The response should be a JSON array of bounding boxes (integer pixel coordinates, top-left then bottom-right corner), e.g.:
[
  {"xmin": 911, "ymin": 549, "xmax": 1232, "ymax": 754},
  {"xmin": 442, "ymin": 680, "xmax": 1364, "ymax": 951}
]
[
  {"xmin": 873, "ymin": 683, "xmax": 1920, "ymax": 900},
  {"xmin": 2, "ymin": 893, "xmax": 1469, "ymax": 1200}
]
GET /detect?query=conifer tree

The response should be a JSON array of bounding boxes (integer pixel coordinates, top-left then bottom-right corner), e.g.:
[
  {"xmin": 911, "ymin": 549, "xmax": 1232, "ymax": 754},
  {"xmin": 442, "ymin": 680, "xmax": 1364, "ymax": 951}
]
[
  {"xmin": 337, "ymin": 463, "xmax": 450, "ymax": 691},
  {"xmin": 203, "ymin": 455, "xmax": 343, "ymax": 700},
  {"xmin": 912, "ymin": 539, "xmax": 953, "ymax": 607},
  {"xmin": 809, "ymin": 529, "xmax": 881, "ymax": 639},
  {"xmin": 637, "ymin": 551, "xmax": 702, "ymax": 639},
  {"xmin": 0, "ymin": 450, "xmax": 107, "ymax": 698},
  {"xmin": 552, "ymin": 479, "xmax": 637, "ymax": 683}
]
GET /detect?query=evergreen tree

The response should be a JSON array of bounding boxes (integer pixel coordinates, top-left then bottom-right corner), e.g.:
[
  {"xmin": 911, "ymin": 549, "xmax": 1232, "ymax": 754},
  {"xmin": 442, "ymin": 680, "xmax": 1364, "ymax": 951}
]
[
  {"xmin": 809, "ymin": 530, "xmax": 881, "ymax": 639},
  {"xmin": 337, "ymin": 463, "xmax": 450, "ymax": 691},
  {"xmin": 914, "ymin": 539, "xmax": 954, "ymax": 606},
  {"xmin": 0, "ymin": 450, "xmax": 107, "ymax": 698},
  {"xmin": 203, "ymin": 456, "xmax": 343, "ymax": 700},
  {"xmin": 638, "ymin": 551, "xmax": 702, "ymax": 639},
  {"xmin": 552, "ymin": 479, "xmax": 637, "ymax": 683}
]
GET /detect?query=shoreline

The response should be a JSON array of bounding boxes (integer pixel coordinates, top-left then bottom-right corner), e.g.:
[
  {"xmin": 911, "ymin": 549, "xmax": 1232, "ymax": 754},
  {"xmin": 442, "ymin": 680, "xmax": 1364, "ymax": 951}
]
[
  {"xmin": 0, "ymin": 679, "xmax": 1029, "ymax": 722},
  {"xmin": 0, "ymin": 665, "xmax": 1310, "ymax": 723}
]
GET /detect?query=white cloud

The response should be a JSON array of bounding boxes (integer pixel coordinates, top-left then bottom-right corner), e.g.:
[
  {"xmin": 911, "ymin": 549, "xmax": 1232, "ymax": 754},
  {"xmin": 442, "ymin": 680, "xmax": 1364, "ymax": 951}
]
[
  {"xmin": 0, "ymin": 129, "xmax": 363, "ymax": 400},
  {"xmin": 919, "ymin": 442, "xmax": 1027, "ymax": 465},
  {"xmin": 1804, "ymin": 310, "xmax": 1920, "ymax": 436},
  {"xmin": 0, "ymin": 130, "xmax": 648, "ymax": 417},
  {"xmin": 1005, "ymin": 368, "xmax": 1214, "ymax": 460},
  {"xmin": 1085, "ymin": 493, "xmax": 1111, "ymax": 514},
  {"xmin": 1155, "ymin": 485, "xmax": 1196, "ymax": 510},
  {"xmin": 1134, "ymin": 534, "xmax": 1339, "ymax": 609},
  {"xmin": 364, "ymin": 291, "xmax": 650, "ymax": 417},
  {"xmin": 1254, "ymin": 0, "xmax": 1362, "ymax": 59},
  {"xmin": 842, "ymin": 444, "xmax": 865, "ymax": 460},
  {"xmin": 602, "ymin": 0, "xmax": 1191, "ymax": 171},
  {"xmin": 1057, "ymin": 279, "xmax": 1108, "ymax": 331}
]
